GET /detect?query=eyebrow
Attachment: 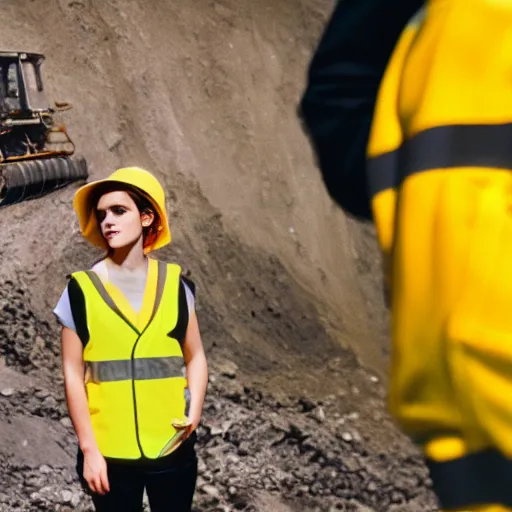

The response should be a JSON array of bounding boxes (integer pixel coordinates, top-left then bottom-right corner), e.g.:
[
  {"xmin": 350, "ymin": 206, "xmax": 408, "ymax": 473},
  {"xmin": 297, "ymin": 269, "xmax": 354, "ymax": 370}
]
[{"xmin": 95, "ymin": 202, "xmax": 131, "ymax": 212}]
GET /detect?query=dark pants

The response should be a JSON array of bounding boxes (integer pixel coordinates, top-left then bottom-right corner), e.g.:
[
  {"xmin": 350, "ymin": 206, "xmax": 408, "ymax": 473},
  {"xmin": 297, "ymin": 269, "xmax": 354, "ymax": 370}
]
[{"xmin": 77, "ymin": 436, "xmax": 198, "ymax": 512}]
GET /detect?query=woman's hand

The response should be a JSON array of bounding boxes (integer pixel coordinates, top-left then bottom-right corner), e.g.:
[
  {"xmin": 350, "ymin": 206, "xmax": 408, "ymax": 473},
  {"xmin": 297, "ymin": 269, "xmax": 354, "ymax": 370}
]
[
  {"xmin": 187, "ymin": 413, "xmax": 201, "ymax": 435},
  {"xmin": 83, "ymin": 447, "xmax": 110, "ymax": 495}
]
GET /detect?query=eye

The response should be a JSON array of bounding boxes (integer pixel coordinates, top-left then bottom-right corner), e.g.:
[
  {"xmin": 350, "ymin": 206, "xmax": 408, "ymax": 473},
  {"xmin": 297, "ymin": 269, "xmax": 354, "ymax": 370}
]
[
  {"xmin": 96, "ymin": 210, "xmax": 106, "ymax": 222},
  {"xmin": 112, "ymin": 206, "xmax": 127, "ymax": 216}
]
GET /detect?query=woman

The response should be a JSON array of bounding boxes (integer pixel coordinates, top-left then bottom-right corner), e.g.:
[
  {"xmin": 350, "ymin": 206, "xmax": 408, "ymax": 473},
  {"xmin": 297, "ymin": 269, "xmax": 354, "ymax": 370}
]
[{"xmin": 54, "ymin": 167, "xmax": 208, "ymax": 512}]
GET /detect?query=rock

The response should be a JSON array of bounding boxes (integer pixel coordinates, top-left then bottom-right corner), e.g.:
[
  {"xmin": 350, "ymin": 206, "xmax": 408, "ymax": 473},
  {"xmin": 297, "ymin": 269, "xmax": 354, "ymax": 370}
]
[
  {"xmin": 312, "ymin": 407, "xmax": 325, "ymax": 423},
  {"xmin": 222, "ymin": 420, "xmax": 233, "ymax": 432},
  {"xmin": 71, "ymin": 492, "xmax": 82, "ymax": 507},
  {"xmin": 43, "ymin": 395, "xmax": 57, "ymax": 408},
  {"xmin": 202, "ymin": 484, "xmax": 221, "ymax": 499},
  {"xmin": 298, "ymin": 397, "xmax": 315, "ymax": 412},
  {"xmin": 34, "ymin": 388, "xmax": 50, "ymax": 399},
  {"xmin": 237, "ymin": 442, "xmax": 250, "ymax": 456},
  {"xmin": 106, "ymin": 131, "xmax": 123, "ymax": 151},
  {"xmin": 228, "ymin": 486, "xmax": 237, "ymax": 496},
  {"xmin": 218, "ymin": 360, "xmax": 238, "ymax": 379},
  {"xmin": 60, "ymin": 417, "xmax": 73, "ymax": 428},
  {"xmin": 341, "ymin": 432, "xmax": 353, "ymax": 442},
  {"xmin": 61, "ymin": 490, "xmax": 73, "ymax": 503},
  {"xmin": 226, "ymin": 454, "xmax": 240, "ymax": 465},
  {"xmin": 297, "ymin": 485, "xmax": 310, "ymax": 495},
  {"xmin": 63, "ymin": 470, "xmax": 74, "ymax": 484},
  {"xmin": 222, "ymin": 380, "xmax": 244, "ymax": 403},
  {"xmin": 343, "ymin": 457, "xmax": 362, "ymax": 472},
  {"xmin": 39, "ymin": 465, "xmax": 53, "ymax": 474},
  {"xmin": 270, "ymin": 414, "xmax": 288, "ymax": 432},
  {"xmin": 367, "ymin": 481, "xmax": 378, "ymax": 492},
  {"xmin": 288, "ymin": 422, "xmax": 309, "ymax": 441},
  {"xmin": 198, "ymin": 458, "xmax": 207, "ymax": 473},
  {"xmin": 210, "ymin": 425, "xmax": 224, "ymax": 437},
  {"xmin": 1, "ymin": 388, "xmax": 14, "ymax": 397},
  {"xmin": 25, "ymin": 475, "xmax": 44, "ymax": 488}
]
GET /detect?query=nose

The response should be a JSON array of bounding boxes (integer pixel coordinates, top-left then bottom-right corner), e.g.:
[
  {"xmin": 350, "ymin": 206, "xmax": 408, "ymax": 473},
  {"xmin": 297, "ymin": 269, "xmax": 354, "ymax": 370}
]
[{"xmin": 102, "ymin": 210, "xmax": 115, "ymax": 227}]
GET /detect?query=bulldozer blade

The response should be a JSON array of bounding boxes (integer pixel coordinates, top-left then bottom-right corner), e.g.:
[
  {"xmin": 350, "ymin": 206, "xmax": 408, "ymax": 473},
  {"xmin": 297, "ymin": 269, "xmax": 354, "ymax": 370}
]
[{"xmin": 0, "ymin": 156, "xmax": 88, "ymax": 206}]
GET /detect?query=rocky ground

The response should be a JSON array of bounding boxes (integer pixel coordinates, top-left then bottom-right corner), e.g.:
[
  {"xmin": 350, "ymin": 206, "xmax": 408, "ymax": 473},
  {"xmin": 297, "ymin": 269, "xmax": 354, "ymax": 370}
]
[
  {"xmin": 0, "ymin": 363, "xmax": 438, "ymax": 512},
  {"xmin": 0, "ymin": 278, "xmax": 438, "ymax": 511}
]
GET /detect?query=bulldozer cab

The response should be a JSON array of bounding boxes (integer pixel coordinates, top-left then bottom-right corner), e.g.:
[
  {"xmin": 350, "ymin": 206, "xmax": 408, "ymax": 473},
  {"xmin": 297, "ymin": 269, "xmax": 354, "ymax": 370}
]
[{"xmin": 0, "ymin": 52, "xmax": 49, "ymax": 116}]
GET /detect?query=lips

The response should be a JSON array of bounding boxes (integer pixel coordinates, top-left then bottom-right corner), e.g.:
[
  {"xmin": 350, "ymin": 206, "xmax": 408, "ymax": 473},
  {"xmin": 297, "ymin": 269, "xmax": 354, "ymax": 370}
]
[{"xmin": 105, "ymin": 230, "xmax": 120, "ymax": 239}]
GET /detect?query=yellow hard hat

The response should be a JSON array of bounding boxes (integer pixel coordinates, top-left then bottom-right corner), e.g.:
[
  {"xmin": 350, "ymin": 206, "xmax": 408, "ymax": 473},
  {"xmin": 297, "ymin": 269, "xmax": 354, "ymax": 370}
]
[{"xmin": 73, "ymin": 167, "xmax": 171, "ymax": 253}]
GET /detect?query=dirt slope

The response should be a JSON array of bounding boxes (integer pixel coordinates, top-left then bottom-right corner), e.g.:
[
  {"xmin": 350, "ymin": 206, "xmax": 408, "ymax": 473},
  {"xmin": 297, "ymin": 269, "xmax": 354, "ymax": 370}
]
[
  {"xmin": 2, "ymin": 0, "xmax": 389, "ymax": 375},
  {"xmin": 0, "ymin": 1, "xmax": 434, "ymax": 511}
]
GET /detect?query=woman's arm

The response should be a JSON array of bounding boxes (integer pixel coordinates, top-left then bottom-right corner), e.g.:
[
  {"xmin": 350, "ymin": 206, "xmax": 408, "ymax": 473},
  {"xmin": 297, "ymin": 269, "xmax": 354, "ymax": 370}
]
[
  {"xmin": 61, "ymin": 327, "xmax": 109, "ymax": 495},
  {"xmin": 182, "ymin": 311, "xmax": 208, "ymax": 431}
]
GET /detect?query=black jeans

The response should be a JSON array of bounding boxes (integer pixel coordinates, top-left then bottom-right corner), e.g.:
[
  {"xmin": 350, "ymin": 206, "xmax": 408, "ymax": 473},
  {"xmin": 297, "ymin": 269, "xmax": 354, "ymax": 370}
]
[{"xmin": 77, "ymin": 436, "xmax": 198, "ymax": 512}]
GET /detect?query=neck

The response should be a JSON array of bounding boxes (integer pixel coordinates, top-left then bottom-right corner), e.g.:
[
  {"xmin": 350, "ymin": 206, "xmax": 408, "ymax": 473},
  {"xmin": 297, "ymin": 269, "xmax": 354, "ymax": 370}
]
[{"xmin": 108, "ymin": 239, "xmax": 147, "ymax": 270}]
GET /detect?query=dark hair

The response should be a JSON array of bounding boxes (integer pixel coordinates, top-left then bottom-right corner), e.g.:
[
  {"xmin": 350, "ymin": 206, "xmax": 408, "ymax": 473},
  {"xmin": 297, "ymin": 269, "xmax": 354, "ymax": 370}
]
[{"xmin": 91, "ymin": 181, "xmax": 161, "ymax": 250}]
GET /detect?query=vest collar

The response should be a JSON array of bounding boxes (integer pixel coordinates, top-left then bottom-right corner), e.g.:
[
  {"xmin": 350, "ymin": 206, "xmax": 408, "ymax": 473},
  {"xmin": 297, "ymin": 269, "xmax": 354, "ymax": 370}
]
[{"xmin": 85, "ymin": 258, "xmax": 167, "ymax": 334}]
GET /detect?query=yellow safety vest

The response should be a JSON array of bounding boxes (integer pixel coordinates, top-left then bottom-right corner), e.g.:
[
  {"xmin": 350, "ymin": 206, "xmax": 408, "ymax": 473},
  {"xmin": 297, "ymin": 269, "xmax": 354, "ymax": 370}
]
[{"xmin": 70, "ymin": 258, "xmax": 188, "ymax": 460}]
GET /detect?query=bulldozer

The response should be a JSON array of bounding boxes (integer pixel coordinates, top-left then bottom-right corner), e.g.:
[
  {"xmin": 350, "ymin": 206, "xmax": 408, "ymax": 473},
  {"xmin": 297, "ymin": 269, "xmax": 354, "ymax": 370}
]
[{"xmin": 0, "ymin": 51, "xmax": 88, "ymax": 206}]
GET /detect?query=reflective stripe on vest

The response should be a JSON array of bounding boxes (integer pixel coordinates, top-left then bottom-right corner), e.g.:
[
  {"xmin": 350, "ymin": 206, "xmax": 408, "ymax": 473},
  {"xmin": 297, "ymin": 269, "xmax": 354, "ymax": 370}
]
[
  {"xmin": 71, "ymin": 259, "xmax": 187, "ymax": 461},
  {"xmin": 85, "ymin": 356, "xmax": 184, "ymax": 383}
]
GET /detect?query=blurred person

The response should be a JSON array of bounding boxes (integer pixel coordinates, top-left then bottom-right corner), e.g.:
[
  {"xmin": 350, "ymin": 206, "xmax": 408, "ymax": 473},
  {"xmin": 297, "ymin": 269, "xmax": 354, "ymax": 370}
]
[{"xmin": 301, "ymin": 1, "xmax": 512, "ymax": 510}]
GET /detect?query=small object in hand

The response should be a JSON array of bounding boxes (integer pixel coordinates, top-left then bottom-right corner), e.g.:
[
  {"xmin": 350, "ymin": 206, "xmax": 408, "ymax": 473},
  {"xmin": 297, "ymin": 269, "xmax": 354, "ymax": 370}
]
[{"xmin": 158, "ymin": 417, "xmax": 192, "ymax": 457}]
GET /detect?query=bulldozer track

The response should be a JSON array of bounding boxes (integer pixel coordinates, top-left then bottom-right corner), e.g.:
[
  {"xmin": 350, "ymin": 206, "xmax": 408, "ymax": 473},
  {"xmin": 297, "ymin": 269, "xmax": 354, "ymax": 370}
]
[{"xmin": 0, "ymin": 156, "xmax": 88, "ymax": 206}]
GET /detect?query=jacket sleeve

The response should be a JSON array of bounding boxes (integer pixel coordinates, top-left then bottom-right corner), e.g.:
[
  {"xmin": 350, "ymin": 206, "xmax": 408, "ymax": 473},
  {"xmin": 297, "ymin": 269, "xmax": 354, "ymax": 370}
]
[{"xmin": 299, "ymin": 0, "xmax": 425, "ymax": 220}]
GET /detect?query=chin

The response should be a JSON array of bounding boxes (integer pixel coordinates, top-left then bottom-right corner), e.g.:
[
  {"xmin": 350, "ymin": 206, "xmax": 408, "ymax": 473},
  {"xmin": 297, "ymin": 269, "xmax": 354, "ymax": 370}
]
[
  {"xmin": 107, "ymin": 240, "xmax": 127, "ymax": 250},
  {"xmin": 108, "ymin": 238, "xmax": 139, "ymax": 251}
]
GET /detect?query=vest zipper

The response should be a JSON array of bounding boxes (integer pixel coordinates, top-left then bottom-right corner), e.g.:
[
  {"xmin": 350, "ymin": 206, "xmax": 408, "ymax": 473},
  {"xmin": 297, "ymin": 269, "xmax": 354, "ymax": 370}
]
[
  {"xmin": 131, "ymin": 319, "xmax": 155, "ymax": 460},
  {"xmin": 131, "ymin": 333, "xmax": 145, "ymax": 459}
]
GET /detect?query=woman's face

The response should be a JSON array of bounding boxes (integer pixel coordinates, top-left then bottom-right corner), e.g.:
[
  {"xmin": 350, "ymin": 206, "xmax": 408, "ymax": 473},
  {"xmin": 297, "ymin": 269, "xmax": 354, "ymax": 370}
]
[{"xmin": 96, "ymin": 190, "xmax": 153, "ymax": 251}]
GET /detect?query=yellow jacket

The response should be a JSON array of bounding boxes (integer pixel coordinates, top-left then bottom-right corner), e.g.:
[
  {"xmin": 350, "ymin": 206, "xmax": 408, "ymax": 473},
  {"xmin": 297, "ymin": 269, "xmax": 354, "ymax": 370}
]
[{"xmin": 368, "ymin": 0, "xmax": 512, "ymax": 458}]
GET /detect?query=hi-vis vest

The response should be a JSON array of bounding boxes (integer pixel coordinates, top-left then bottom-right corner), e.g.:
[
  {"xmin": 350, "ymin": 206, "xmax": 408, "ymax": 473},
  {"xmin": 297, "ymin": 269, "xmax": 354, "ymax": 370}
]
[{"xmin": 70, "ymin": 258, "xmax": 188, "ymax": 460}]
